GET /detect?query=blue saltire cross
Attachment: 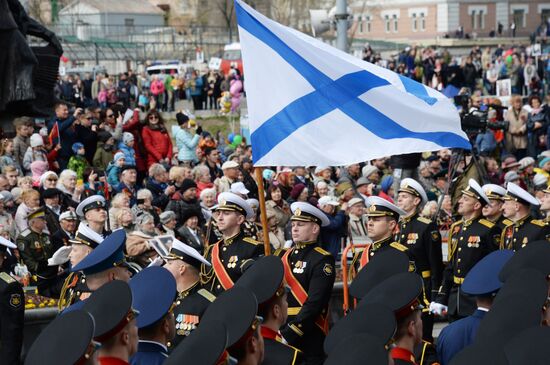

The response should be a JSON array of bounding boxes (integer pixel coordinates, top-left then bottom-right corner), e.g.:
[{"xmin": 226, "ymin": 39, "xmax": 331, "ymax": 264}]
[{"xmin": 235, "ymin": 1, "xmax": 470, "ymax": 163}]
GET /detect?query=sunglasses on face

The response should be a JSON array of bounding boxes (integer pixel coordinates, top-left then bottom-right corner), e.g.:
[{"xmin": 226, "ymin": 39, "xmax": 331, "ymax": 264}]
[{"xmin": 47, "ymin": 178, "xmax": 58, "ymax": 182}]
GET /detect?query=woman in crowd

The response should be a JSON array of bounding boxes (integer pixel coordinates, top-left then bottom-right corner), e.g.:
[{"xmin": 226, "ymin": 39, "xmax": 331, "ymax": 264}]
[
  {"xmin": 199, "ymin": 187, "xmax": 216, "ymax": 221},
  {"xmin": 141, "ymin": 110, "xmax": 173, "ymax": 169},
  {"xmin": 505, "ymin": 94, "xmax": 529, "ymax": 159},
  {"xmin": 56, "ymin": 169, "xmax": 82, "ymax": 208},
  {"xmin": 194, "ymin": 165, "xmax": 213, "ymax": 197},
  {"xmin": 14, "ymin": 189, "xmax": 40, "ymax": 233},
  {"xmin": 265, "ymin": 184, "xmax": 291, "ymax": 230},
  {"xmin": 109, "ymin": 193, "xmax": 130, "ymax": 231}
]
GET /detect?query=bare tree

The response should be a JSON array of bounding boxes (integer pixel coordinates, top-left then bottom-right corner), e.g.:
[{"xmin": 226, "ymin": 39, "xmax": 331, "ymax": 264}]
[{"xmin": 215, "ymin": 0, "xmax": 236, "ymax": 42}]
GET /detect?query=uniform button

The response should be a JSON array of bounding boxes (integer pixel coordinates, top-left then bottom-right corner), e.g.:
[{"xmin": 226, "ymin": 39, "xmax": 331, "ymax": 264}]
[
  {"xmin": 457, "ymin": 259, "xmax": 461, "ymax": 262},
  {"xmin": 460, "ymin": 237, "xmax": 463, "ymax": 240},
  {"xmin": 401, "ymin": 234, "xmax": 405, "ymax": 238},
  {"xmin": 515, "ymin": 228, "xmax": 518, "ymax": 232},
  {"xmin": 294, "ymin": 250, "xmax": 298, "ymax": 254},
  {"xmin": 458, "ymin": 248, "xmax": 462, "ymax": 252},
  {"xmin": 298, "ymin": 324, "xmax": 302, "ymax": 328},
  {"xmin": 370, "ymin": 252, "xmax": 374, "ymax": 257},
  {"xmin": 403, "ymin": 225, "xmax": 406, "ymax": 229},
  {"xmin": 513, "ymin": 239, "xmax": 516, "ymax": 242},
  {"xmin": 217, "ymin": 285, "xmax": 221, "ymax": 289},
  {"xmin": 457, "ymin": 269, "xmax": 461, "ymax": 273},
  {"xmin": 222, "ymin": 247, "xmax": 227, "ymax": 251},
  {"xmin": 176, "ymin": 301, "xmax": 181, "ymax": 305}
]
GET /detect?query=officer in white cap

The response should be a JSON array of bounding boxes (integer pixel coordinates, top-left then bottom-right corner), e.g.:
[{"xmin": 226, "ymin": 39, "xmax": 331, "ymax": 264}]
[
  {"xmin": 481, "ymin": 184, "xmax": 512, "ymax": 232},
  {"xmin": 201, "ymin": 192, "xmax": 263, "ymax": 296},
  {"xmin": 396, "ymin": 178, "xmax": 442, "ymax": 342},
  {"xmin": 75, "ymin": 195, "xmax": 110, "ymax": 239},
  {"xmin": 501, "ymin": 182, "xmax": 550, "ymax": 251},
  {"xmin": 274, "ymin": 201, "xmax": 335, "ymax": 365},
  {"xmin": 433, "ymin": 179, "xmax": 500, "ymax": 322},
  {"xmin": 51, "ymin": 211, "xmax": 78, "ymax": 248},
  {"xmin": 358, "ymin": 196, "xmax": 409, "ymax": 266},
  {"xmin": 163, "ymin": 238, "xmax": 215, "ymax": 349}
]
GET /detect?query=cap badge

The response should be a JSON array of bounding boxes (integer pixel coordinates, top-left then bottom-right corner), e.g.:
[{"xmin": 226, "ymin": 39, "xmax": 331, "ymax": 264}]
[
  {"xmin": 219, "ymin": 199, "xmax": 226, "ymax": 206},
  {"xmin": 368, "ymin": 205, "xmax": 377, "ymax": 213},
  {"xmin": 294, "ymin": 208, "xmax": 302, "ymax": 216}
]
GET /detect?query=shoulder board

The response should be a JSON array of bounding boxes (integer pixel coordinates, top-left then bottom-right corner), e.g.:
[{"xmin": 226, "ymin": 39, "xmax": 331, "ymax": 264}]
[
  {"xmin": 20, "ymin": 229, "xmax": 31, "ymax": 237},
  {"xmin": 531, "ymin": 219, "xmax": 547, "ymax": 227},
  {"xmin": 390, "ymin": 242, "xmax": 409, "ymax": 252},
  {"xmin": 314, "ymin": 246, "xmax": 331, "ymax": 256},
  {"xmin": 417, "ymin": 217, "xmax": 432, "ymax": 224},
  {"xmin": 0, "ymin": 272, "xmax": 15, "ymax": 284},
  {"xmin": 502, "ymin": 219, "xmax": 513, "ymax": 226},
  {"xmin": 197, "ymin": 289, "xmax": 216, "ymax": 303},
  {"xmin": 273, "ymin": 248, "xmax": 284, "ymax": 257},
  {"xmin": 243, "ymin": 237, "xmax": 261, "ymax": 245},
  {"xmin": 478, "ymin": 219, "xmax": 495, "ymax": 228}
]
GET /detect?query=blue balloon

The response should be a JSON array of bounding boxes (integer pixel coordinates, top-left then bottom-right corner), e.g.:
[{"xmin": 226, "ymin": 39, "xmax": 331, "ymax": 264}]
[{"xmin": 228, "ymin": 133, "xmax": 235, "ymax": 144}]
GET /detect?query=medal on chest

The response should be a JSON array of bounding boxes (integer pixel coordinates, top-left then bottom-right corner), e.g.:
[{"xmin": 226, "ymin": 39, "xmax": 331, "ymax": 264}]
[
  {"xmin": 406, "ymin": 233, "xmax": 418, "ymax": 245},
  {"xmin": 34, "ymin": 241, "xmax": 43, "ymax": 251},
  {"xmin": 467, "ymin": 236, "xmax": 480, "ymax": 248},
  {"xmin": 176, "ymin": 314, "xmax": 199, "ymax": 336},
  {"xmin": 227, "ymin": 255, "xmax": 238, "ymax": 269},
  {"xmin": 293, "ymin": 261, "xmax": 307, "ymax": 274}
]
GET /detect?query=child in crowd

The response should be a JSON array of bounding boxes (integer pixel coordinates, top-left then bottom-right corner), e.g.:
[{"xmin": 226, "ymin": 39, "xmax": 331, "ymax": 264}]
[
  {"xmin": 67, "ymin": 142, "xmax": 90, "ymax": 179},
  {"xmin": 107, "ymin": 152, "xmax": 126, "ymax": 186},
  {"xmin": 118, "ymin": 132, "xmax": 136, "ymax": 166},
  {"xmin": 22, "ymin": 134, "xmax": 48, "ymax": 175},
  {"xmin": 93, "ymin": 131, "xmax": 115, "ymax": 170},
  {"xmin": 0, "ymin": 138, "xmax": 22, "ymax": 174}
]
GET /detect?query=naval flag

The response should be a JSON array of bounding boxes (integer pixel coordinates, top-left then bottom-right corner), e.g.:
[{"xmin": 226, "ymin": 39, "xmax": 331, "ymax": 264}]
[{"xmin": 235, "ymin": 0, "xmax": 471, "ymax": 166}]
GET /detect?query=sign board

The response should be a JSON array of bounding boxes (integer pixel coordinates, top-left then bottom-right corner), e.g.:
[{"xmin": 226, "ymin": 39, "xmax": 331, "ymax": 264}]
[
  {"xmin": 532, "ymin": 43, "xmax": 542, "ymax": 57},
  {"xmin": 496, "ymin": 79, "xmax": 511, "ymax": 98},
  {"xmin": 209, "ymin": 57, "xmax": 222, "ymax": 70}
]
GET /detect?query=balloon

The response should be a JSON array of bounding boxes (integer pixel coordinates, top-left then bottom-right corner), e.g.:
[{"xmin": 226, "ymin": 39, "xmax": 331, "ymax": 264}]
[
  {"xmin": 228, "ymin": 133, "xmax": 235, "ymax": 144},
  {"xmin": 505, "ymin": 55, "xmax": 513, "ymax": 64},
  {"xmin": 232, "ymin": 135, "xmax": 242, "ymax": 146}
]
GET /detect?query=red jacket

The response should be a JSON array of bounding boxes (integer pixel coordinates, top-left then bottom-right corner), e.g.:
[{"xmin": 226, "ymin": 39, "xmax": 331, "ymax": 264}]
[{"xmin": 141, "ymin": 126, "xmax": 173, "ymax": 168}]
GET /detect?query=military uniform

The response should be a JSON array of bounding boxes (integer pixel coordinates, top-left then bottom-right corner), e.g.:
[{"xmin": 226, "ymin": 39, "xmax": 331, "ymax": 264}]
[
  {"xmin": 493, "ymin": 215, "xmax": 513, "ymax": 233},
  {"xmin": 500, "ymin": 182, "xmax": 550, "ymax": 251},
  {"xmin": 398, "ymin": 213, "xmax": 443, "ymax": 295},
  {"xmin": 201, "ymin": 231, "xmax": 264, "ymax": 295},
  {"xmin": 360, "ymin": 236, "xmax": 411, "ymax": 266},
  {"xmin": 261, "ymin": 326, "xmax": 303, "ymax": 365},
  {"xmin": 17, "ymin": 225, "xmax": 61, "ymax": 297},
  {"xmin": 500, "ymin": 215, "xmax": 550, "ymax": 251},
  {"xmin": 0, "ymin": 271, "xmax": 24, "ymax": 364},
  {"xmin": 436, "ymin": 217, "xmax": 499, "ymax": 320},
  {"xmin": 171, "ymin": 282, "xmax": 216, "ymax": 350},
  {"xmin": 277, "ymin": 243, "xmax": 334, "ymax": 365}
]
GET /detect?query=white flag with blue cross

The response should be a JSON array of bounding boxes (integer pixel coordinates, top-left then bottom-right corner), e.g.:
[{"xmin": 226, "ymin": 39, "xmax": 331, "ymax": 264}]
[{"xmin": 235, "ymin": 0, "xmax": 471, "ymax": 166}]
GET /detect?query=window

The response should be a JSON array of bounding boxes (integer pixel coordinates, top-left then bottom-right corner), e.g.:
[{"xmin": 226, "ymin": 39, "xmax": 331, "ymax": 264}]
[
  {"xmin": 393, "ymin": 14, "xmax": 398, "ymax": 32},
  {"xmin": 358, "ymin": 16, "xmax": 364, "ymax": 34},
  {"xmin": 542, "ymin": 9, "xmax": 550, "ymax": 23},
  {"xmin": 365, "ymin": 15, "xmax": 371, "ymax": 33},
  {"xmin": 384, "ymin": 15, "xmax": 390, "ymax": 33},
  {"xmin": 124, "ymin": 18, "xmax": 135, "ymax": 33},
  {"xmin": 471, "ymin": 12, "xmax": 476, "ymax": 29},
  {"xmin": 513, "ymin": 9, "xmax": 525, "ymax": 27},
  {"xmin": 412, "ymin": 13, "xmax": 417, "ymax": 32},
  {"xmin": 478, "ymin": 9, "xmax": 485, "ymax": 29},
  {"xmin": 420, "ymin": 12, "xmax": 426, "ymax": 31}
]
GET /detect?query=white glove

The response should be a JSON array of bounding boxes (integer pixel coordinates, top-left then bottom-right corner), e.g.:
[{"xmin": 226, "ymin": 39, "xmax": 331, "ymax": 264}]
[
  {"xmin": 48, "ymin": 246, "xmax": 72, "ymax": 266},
  {"xmin": 147, "ymin": 256, "xmax": 165, "ymax": 268},
  {"xmin": 429, "ymin": 302, "xmax": 448, "ymax": 316}
]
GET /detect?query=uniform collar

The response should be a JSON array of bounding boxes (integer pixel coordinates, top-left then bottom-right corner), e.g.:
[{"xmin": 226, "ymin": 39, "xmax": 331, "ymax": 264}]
[
  {"xmin": 178, "ymin": 280, "xmax": 200, "ymax": 299},
  {"xmin": 98, "ymin": 356, "xmax": 130, "ymax": 365},
  {"xmin": 391, "ymin": 347, "xmax": 417, "ymax": 364},
  {"xmin": 371, "ymin": 236, "xmax": 393, "ymax": 252},
  {"xmin": 223, "ymin": 230, "xmax": 242, "ymax": 245},
  {"xmin": 513, "ymin": 213, "xmax": 530, "ymax": 227},
  {"xmin": 294, "ymin": 240, "xmax": 317, "ymax": 249},
  {"xmin": 260, "ymin": 325, "xmax": 283, "ymax": 342},
  {"xmin": 137, "ymin": 340, "xmax": 168, "ymax": 354},
  {"xmin": 400, "ymin": 212, "xmax": 418, "ymax": 224}
]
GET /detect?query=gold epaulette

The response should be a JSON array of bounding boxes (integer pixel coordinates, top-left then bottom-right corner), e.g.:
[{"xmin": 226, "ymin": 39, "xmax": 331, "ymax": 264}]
[
  {"xmin": 531, "ymin": 219, "xmax": 547, "ymax": 227},
  {"xmin": 390, "ymin": 242, "xmax": 409, "ymax": 252},
  {"xmin": 197, "ymin": 289, "xmax": 216, "ymax": 302},
  {"xmin": 417, "ymin": 217, "xmax": 432, "ymax": 224},
  {"xmin": 243, "ymin": 237, "xmax": 262, "ymax": 245},
  {"xmin": 479, "ymin": 219, "xmax": 495, "ymax": 228},
  {"xmin": 0, "ymin": 272, "xmax": 15, "ymax": 284},
  {"xmin": 450, "ymin": 220, "xmax": 463, "ymax": 231},
  {"xmin": 273, "ymin": 248, "xmax": 284, "ymax": 257},
  {"xmin": 314, "ymin": 246, "xmax": 331, "ymax": 256},
  {"xmin": 502, "ymin": 218, "xmax": 513, "ymax": 226}
]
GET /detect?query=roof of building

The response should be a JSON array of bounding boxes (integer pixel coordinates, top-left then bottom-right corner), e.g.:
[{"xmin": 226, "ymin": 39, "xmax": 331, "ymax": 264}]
[{"xmin": 60, "ymin": 0, "xmax": 164, "ymax": 15}]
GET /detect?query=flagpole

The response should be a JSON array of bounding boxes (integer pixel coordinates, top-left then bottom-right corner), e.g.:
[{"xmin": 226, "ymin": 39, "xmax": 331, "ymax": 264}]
[{"xmin": 255, "ymin": 167, "xmax": 271, "ymax": 255}]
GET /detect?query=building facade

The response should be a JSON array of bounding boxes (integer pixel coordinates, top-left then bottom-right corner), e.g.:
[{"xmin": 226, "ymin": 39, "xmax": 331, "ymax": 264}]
[{"xmin": 349, "ymin": 0, "xmax": 550, "ymax": 41}]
